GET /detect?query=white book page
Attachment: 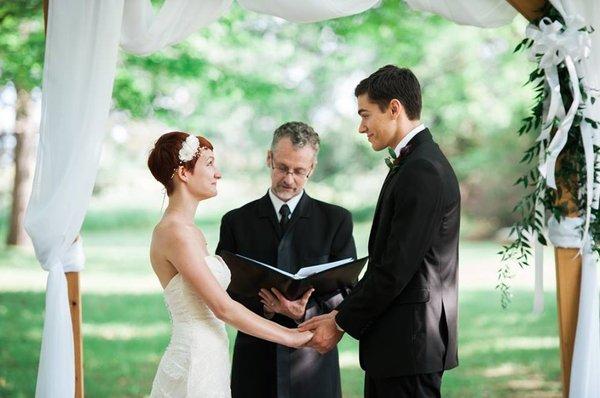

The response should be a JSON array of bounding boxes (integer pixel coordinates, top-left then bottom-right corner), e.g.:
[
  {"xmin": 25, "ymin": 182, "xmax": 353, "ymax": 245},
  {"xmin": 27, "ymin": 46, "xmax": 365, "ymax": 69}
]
[
  {"xmin": 294, "ymin": 258, "xmax": 354, "ymax": 278},
  {"xmin": 236, "ymin": 254, "xmax": 297, "ymax": 278}
]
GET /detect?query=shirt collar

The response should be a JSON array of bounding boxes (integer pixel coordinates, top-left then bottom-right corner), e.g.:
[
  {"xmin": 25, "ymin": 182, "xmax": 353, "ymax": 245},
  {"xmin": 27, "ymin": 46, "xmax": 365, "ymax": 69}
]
[
  {"xmin": 394, "ymin": 123, "xmax": 426, "ymax": 157},
  {"xmin": 268, "ymin": 189, "xmax": 304, "ymax": 220}
]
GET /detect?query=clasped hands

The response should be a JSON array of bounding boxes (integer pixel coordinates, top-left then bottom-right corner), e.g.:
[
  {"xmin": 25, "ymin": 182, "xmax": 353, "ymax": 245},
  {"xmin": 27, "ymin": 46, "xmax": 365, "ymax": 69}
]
[{"xmin": 298, "ymin": 310, "xmax": 343, "ymax": 354}]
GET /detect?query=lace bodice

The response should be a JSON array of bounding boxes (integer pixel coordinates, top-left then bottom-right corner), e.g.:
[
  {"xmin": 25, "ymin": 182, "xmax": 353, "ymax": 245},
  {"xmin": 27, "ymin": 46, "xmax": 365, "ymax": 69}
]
[{"xmin": 163, "ymin": 255, "xmax": 231, "ymax": 324}]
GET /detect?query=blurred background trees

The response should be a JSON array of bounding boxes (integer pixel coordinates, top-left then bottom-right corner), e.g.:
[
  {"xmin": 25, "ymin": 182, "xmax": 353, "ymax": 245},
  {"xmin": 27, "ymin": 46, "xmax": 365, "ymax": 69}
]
[
  {"xmin": 0, "ymin": 0, "xmax": 535, "ymax": 244},
  {"xmin": 0, "ymin": 0, "xmax": 44, "ymax": 245}
]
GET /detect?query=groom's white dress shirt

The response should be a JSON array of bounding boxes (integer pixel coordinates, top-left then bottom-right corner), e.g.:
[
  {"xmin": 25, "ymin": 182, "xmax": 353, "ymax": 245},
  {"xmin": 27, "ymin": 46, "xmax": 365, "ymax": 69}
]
[
  {"xmin": 394, "ymin": 123, "xmax": 426, "ymax": 157},
  {"xmin": 269, "ymin": 189, "xmax": 304, "ymax": 221}
]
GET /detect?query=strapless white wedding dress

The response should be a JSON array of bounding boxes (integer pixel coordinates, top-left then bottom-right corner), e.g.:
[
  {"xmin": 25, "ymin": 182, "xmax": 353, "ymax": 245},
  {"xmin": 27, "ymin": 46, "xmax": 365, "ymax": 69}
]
[{"xmin": 150, "ymin": 255, "xmax": 232, "ymax": 398}]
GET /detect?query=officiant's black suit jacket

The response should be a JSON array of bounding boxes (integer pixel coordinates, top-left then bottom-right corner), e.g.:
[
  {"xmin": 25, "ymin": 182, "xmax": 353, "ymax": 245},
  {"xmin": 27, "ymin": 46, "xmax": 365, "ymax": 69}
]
[
  {"xmin": 336, "ymin": 129, "xmax": 460, "ymax": 377},
  {"xmin": 217, "ymin": 192, "xmax": 356, "ymax": 398}
]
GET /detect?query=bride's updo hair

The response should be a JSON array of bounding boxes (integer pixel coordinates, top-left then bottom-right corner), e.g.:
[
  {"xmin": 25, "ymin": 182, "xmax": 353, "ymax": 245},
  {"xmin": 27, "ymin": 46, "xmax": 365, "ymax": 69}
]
[{"xmin": 147, "ymin": 131, "xmax": 214, "ymax": 195}]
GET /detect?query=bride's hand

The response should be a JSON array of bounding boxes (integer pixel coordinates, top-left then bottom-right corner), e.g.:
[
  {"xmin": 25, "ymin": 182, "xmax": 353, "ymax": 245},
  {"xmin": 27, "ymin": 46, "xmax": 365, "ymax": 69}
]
[{"xmin": 285, "ymin": 328, "xmax": 313, "ymax": 348}]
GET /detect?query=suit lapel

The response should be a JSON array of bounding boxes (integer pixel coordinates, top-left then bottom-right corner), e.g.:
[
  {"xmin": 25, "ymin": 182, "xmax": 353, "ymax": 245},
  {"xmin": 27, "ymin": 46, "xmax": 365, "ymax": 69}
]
[
  {"xmin": 367, "ymin": 129, "xmax": 434, "ymax": 253},
  {"xmin": 283, "ymin": 192, "xmax": 312, "ymax": 235},
  {"xmin": 368, "ymin": 167, "xmax": 400, "ymax": 252},
  {"xmin": 257, "ymin": 192, "xmax": 282, "ymax": 238}
]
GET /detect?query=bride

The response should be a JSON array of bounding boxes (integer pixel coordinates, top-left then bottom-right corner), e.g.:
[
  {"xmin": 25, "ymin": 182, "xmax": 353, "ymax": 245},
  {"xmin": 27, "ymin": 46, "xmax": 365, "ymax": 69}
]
[{"xmin": 146, "ymin": 132, "xmax": 313, "ymax": 397}]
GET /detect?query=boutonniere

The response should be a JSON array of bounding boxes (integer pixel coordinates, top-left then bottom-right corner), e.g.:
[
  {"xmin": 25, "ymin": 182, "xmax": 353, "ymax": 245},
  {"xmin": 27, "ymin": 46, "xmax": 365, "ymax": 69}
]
[
  {"xmin": 384, "ymin": 147, "xmax": 399, "ymax": 170},
  {"xmin": 385, "ymin": 144, "xmax": 413, "ymax": 170}
]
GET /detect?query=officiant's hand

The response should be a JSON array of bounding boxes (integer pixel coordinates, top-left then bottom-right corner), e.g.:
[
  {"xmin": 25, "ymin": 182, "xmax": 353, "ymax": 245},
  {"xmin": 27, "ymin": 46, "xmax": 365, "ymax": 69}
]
[
  {"xmin": 259, "ymin": 287, "xmax": 314, "ymax": 323},
  {"xmin": 298, "ymin": 310, "xmax": 343, "ymax": 354}
]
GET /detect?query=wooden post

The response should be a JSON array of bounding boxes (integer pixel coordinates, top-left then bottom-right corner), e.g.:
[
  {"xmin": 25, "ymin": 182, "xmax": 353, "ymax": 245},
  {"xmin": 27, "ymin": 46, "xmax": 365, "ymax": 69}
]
[
  {"xmin": 42, "ymin": 1, "xmax": 84, "ymax": 397},
  {"xmin": 66, "ymin": 272, "xmax": 84, "ymax": 398},
  {"xmin": 552, "ymin": 180, "xmax": 581, "ymax": 398},
  {"xmin": 505, "ymin": 0, "xmax": 548, "ymax": 22},
  {"xmin": 505, "ymin": 1, "xmax": 578, "ymax": 397},
  {"xmin": 554, "ymin": 248, "xmax": 581, "ymax": 398}
]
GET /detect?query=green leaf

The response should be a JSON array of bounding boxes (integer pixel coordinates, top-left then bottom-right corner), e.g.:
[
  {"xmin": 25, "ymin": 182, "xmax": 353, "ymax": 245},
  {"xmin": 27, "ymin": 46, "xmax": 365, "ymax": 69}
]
[{"xmin": 387, "ymin": 147, "xmax": 397, "ymax": 159}]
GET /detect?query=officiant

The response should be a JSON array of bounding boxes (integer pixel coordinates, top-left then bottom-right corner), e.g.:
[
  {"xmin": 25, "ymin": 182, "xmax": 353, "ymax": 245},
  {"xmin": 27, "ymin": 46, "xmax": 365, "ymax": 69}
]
[{"xmin": 216, "ymin": 121, "xmax": 357, "ymax": 398}]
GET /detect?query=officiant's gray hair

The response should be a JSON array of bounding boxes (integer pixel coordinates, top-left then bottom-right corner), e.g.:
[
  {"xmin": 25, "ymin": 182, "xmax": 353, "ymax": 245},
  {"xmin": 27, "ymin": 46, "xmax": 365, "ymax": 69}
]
[{"xmin": 271, "ymin": 121, "xmax": 320, "ymax": 156}]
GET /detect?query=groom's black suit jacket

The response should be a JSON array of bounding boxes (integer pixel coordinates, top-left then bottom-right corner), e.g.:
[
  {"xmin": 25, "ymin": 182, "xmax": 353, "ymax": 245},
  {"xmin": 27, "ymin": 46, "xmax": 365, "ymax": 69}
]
[
  {"xmin": 336, "ymin": 129, "xmax": 460, "ymax": 377},
  {"xmin": 217, "ymin": 192, "xmax": 356, "ymax": 398}
]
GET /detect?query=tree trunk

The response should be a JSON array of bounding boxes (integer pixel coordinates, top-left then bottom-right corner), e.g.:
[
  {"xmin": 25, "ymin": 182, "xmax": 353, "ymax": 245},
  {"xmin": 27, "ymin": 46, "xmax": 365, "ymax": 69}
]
[{"xmin": 7, "ymin": 87, "xmax": 36, "ymax": 246}]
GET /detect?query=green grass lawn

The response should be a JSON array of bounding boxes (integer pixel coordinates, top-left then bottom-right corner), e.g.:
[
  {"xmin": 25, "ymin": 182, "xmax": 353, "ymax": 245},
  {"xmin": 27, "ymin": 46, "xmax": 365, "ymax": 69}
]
[
  {"xmin": 0, "ymin": 290, "xmax": 561, "ymax": 397},
  {"xmin": 0, "ymin": 211, "xmax": 562, "ymax": 397}
]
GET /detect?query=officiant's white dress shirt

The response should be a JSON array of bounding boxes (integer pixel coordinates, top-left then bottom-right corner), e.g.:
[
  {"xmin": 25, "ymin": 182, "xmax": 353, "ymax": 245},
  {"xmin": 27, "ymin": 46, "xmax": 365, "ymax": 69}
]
[
  {"xmin": 269, "ymin": 189, "xmax": 304, "ymax": 221},
  {"xmin": 394, "ymin": 123, "xmax": 426, "ymax": 157}
]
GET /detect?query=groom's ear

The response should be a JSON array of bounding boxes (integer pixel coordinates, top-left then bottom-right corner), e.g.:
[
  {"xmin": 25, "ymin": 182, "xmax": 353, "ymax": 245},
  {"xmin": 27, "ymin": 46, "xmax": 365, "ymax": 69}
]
[{"xmin": 389, "ymin": 99, "xmax": 404, "ymax": 120}]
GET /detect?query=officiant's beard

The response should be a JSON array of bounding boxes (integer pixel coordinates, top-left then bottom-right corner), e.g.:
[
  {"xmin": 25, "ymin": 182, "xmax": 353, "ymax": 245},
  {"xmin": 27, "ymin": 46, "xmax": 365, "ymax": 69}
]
[{"xmin": 272, "ymin": 180, "xmax": 302, "ymax": 201}]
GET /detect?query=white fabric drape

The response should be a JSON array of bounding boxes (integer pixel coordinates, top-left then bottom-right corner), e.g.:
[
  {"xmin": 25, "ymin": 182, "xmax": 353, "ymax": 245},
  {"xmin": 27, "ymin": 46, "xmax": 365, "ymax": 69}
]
[
  {"xmin": 555, "ymin": 3, "xmax": 600, "ymax": 398},
  {"xmin": 120, "ymin": 0, "xmax": 232, "ymax": 55},
  {"xmin": 237, "ymin": 0, "xmax": 379, "ymax": 23},
  {"xmin": 548, "ymin": 217, "xmax": 600, "ymax": 397},
  {"xmin": 25, "ymin": 1, "xmax": 124, "ymax": 397},
  {"xmin": 28, "ymin": 0, "xmax": 380, "ymax": 396},
  {"xmin": 404, "ymin": 0, "xmax": 518, "ymax": 28}
]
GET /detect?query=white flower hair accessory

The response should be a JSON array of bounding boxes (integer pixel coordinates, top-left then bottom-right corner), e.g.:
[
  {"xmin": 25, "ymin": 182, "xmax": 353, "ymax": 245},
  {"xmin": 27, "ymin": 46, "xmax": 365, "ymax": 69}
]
[
  {"xmin": 170, "ymin": 134, "xmax": 209, "ymax": 179},
  {"xmin": 178, "ymin": 134, "xmax": 200, "ymax": 162}
]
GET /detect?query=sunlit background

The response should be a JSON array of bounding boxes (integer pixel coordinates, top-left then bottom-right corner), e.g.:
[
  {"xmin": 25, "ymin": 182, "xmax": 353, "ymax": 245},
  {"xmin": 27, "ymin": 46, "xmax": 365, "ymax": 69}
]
[{"xmin": 0, "ymin": 1, "xmax": 562, "ymax": 397}]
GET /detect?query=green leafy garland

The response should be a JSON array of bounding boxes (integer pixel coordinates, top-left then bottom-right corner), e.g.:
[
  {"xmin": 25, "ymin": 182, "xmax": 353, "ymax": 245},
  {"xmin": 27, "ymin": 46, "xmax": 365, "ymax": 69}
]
[{"xmin": 498, "ymin": 6, "xmax": 598, "ymax": 308}]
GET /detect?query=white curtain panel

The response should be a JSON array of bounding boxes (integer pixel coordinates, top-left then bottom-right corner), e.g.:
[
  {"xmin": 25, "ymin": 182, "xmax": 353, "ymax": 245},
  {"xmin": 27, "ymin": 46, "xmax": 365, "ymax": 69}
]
[
  {"xmin": 237, "ymin": 0, "xmax": 379, "ymax": 23},
  {"xmin": 556, "ymin": 2, "xmax": 600, "ymax": 397},
  {"xmin": 405, "ymin": 0, "xmax": 518, "ymax": 27},
  {"xmin": 25, "ymin": 1, "xmax": 125, "ymax": 397},
  {"xmin": 548, "ymin": 217, "xmax": 600, "ymax": 397}
]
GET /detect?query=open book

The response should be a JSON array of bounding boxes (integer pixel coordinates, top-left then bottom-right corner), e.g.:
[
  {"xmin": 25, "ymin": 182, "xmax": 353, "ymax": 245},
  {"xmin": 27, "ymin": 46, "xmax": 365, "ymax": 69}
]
[{"xmin": 220, "ymin": 251, "xmax": 368, "ymax": 301}]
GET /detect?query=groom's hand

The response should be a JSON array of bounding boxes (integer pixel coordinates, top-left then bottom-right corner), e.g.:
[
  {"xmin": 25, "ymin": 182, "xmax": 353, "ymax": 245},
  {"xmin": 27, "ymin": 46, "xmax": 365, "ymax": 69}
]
[
  {"xmin": 298, "ymin": 311, "xmax": 343, "ymax": 354},
  {"xmin": 259, "ymin": 287, "xmax": 314, "ymax": 323}
]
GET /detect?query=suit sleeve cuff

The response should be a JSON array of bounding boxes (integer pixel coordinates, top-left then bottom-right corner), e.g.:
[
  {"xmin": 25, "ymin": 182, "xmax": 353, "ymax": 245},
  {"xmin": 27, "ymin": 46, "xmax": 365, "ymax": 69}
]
[{"xmin": 335, "ymin": 307, "xmax": 363, "ymax": 339}]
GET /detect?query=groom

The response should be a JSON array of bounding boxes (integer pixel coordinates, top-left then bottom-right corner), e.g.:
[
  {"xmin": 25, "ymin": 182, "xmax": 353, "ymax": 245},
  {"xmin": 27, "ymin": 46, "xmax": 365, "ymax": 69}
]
[{"xmin": 300, "ymin": 65, "xmax": 460, "ymax": 397}]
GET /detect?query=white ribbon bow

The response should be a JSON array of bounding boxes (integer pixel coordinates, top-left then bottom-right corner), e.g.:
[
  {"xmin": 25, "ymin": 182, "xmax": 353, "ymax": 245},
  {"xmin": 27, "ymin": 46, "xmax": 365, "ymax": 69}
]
[
  {"xmin": 525, "ymin": 12, "xmax": 593, "ymax": 242},
  {"xmin": 526, "ymin": 16, "xmax": 591, "ymax": 69},
  {"xmin": 524, "ymin": 5, "xmax": 594, "ymax": 314}
]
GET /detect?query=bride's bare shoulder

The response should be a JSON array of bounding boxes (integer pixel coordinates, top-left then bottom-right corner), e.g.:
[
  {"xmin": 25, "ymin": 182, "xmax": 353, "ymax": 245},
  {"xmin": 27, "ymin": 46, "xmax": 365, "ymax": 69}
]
[{"xmin": 152, "ymin": 218, "xmax": 203, "ymax": 246}]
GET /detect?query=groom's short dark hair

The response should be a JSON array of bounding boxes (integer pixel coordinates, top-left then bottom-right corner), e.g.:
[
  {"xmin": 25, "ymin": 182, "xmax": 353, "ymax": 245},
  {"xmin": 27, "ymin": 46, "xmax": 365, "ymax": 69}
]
[{"xmin": 355, "ymin": 65, "xmax": 422, "ymax": 120}]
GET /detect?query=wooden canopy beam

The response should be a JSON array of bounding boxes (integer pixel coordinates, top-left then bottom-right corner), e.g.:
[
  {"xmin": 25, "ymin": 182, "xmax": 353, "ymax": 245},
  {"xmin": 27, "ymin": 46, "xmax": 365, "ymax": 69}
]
[{"xmin": 505, "ymin": 0, "xmax": 547, "ymax": 22}]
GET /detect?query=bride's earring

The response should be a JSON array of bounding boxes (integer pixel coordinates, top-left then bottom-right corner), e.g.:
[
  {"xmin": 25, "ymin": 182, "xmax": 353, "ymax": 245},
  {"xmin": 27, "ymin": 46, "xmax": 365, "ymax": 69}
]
[{"xmin": 160, "ymin": 188, "xmax": 167, "ymax": 213}]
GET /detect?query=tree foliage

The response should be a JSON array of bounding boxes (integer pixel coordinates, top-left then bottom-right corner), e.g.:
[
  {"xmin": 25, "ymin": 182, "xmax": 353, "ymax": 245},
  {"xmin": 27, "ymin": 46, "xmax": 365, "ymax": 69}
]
[{"xmin": 0, "ymin": 0, "xmax": 536, "ymax": 236}]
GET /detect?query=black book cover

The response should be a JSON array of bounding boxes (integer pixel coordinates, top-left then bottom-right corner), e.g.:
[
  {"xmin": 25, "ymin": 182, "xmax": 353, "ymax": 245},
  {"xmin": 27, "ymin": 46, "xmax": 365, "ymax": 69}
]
[{"xmin": 220, "ymin": 251, "xmax": 368, "ymax": 301}]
